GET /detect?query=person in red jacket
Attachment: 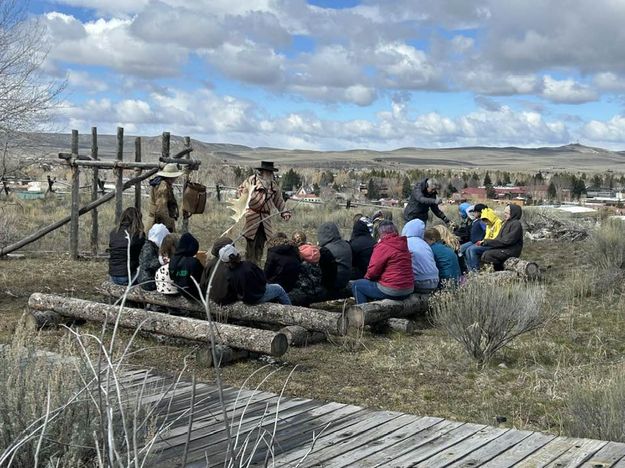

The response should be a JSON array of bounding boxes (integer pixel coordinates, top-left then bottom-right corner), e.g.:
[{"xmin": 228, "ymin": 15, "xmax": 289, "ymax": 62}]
[{"xmin": 351, "ymin": 220, "xmax": 414, "ymax": 304}]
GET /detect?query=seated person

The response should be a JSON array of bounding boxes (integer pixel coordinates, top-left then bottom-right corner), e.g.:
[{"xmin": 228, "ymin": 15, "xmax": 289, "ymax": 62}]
[
  {"xmin": 169, "ymin": 233, "xmax": 204, "ymax": 300},
  {"xmin": 108, "ymin": 207, "xmax": 145, "ymax": 286},
  {"xmin": 459, "ymin": 204, "xmax": 486, "ymax": 258},
  {"xmin": 349, "ymin": 216, "xmax": 375, "ymax": 280},
  {"xmin": 401, "ymin": 219, "xmax": 439, "ymax": 292},
  {"xmin": 155, "ymin": 233, "xmax": 179, "ymax": 295},
  {"xmin": 465, "ymin": 207, "xmax": 502, "ymax": 271},
  {"xmin": 481, "ymin": 204, "xmax": 524, "ymax": 271},
  {"xmin": 290, "ymin": 232, "xmax": 324, "ymax": 306},
  {"xmin": 292, "ymin": 231, "xmax": 320, "ymax": 263},
  {"xmin": 199, "ymin": 236, "xmax": 237, "ymax": 305},
  {"xmin": 424, "ymin": 228, "xmax": 461, "ymax": 287},
  {"xmin": 318, "ymin": 222, "xmax": 352, "ymax": 293},
  {"xmin": 264, "ymin": 233, "xmax": 301, "ymax": 292},
  {"xmin": 138, "ymin": 222, "xmax": 170, "ymax": 291},
  {"xmin": 433, "ymin": 224, "xmax": 460, "ymax": 252},
  {"xmin": 453, "ymin": 202, "xmax": 473, "ymax": 244},
  {"xmin": 220, "ymin": 245, "xmax": 291, "ymax": 305},
  {"xmin": 351, "ymin": 221, "xmax": 414, "ymax": 304}
]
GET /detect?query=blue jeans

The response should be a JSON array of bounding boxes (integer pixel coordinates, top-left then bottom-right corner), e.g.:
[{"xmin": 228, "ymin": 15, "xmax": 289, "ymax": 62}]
[
  {"xmin": 110, "ymin": 275, "xmax": 129, "ymax": 286},
  {"xmin": 459, "ymin": 241, "xmax": 473, "ymax": 256},
  {"xmin": 351, "ymin": 279, "xmax": 410, "ymax": 304},
  {"xmin": 414, "ymin": 278, "xmax": 439, "ymax": 293},
  {"xmin": 259, "ymin": 284, "xmax": 291, "ymax": 305},
  {"xmin": 465, "ymin": 245, "xmax": 491, "ymax": 271}
]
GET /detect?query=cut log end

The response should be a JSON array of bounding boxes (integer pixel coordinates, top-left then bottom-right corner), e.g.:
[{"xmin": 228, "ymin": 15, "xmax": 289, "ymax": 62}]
[
  {"xmin": 195, "ymin": 345, "xmax": 250, "ymax": 367},
  {"xmin": 25, "ymin": 310, "xmax": 62, "ymax": 330},
  {"xmin": 271, "ymin": 333, "xmax": 289, "ymax": 356}
]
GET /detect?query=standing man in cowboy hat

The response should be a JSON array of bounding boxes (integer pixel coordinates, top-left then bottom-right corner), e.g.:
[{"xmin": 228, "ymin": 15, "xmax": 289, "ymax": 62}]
[
  {"xmin": 148, "ymin": 163, "xmax": 185, "ymax": 232},
  {"xmin": 237, "ymin": 161, "xmax": 291, "ymax": 264}
]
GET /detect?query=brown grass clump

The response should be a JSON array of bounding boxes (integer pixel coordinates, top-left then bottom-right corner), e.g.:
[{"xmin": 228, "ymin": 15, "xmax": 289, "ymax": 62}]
[{"xmin": 588, "ymin": 218, "xmax": 625, "ymax": 270}]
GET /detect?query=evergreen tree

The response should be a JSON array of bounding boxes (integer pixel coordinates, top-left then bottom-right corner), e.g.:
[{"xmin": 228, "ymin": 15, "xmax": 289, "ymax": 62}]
[
  {"xmin": 402, "ymin": 177, "xmax": 412, "ymax": 199},
  {"xmin": 312, "ymin": 183, "xmax": 320, "ymax": 196},
  {"xmin": 547, "ymin": 181, "xmax": 557, "ymax": 200},
  {"xmin": 281, "ymin": 168, "xmax": 302, "ymax": 191},
  {"xmin": 367, "ymin": 179, "xmax": 380, "ymax": 200},
  {"xmin": 486, "ymin": 185, "xmax": 497, "ymax": 199},
  {"xmin": 590, "ymin": 174, "xmax": 602, "ymax": 189},
  {"xmin": 483, "ymin": 172, "xmax": 492, "ymax": 186},
  {"xmin": 503, "ymin": 172, "xmax": 511, "ymax": 185}
]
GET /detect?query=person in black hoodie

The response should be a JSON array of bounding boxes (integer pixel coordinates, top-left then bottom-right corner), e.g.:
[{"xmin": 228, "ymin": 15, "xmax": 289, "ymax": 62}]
[
  {"xmin": 481, "ymin": 204, "xmax": 524, "ymax": 271},
  {"xmin": 220, "ymin": 245, "xmax": 291, "ymax": 305},
  {"xmin": 349, "ymin": 217, "xmax": 375, "ymax": 279},
  {"xmin": 403, "ymin": 178, "xmax": 450, "ymax": 226},
  {"xmin": 169, "ymin": 232, "xmax": 204, "ymax": 300},
  {"xmin": 263, "ymin": 233, "xmax": 301, "ymax": 292},
  {"xmin": 317, "ymin": 222, "xmax": 352, "ymax": 293},
  {"xmin": 199, "ymin": 237, "xmax": 237, "ymax": 305},
  {"xmin": 108, "ymin": 207, "xmax": 145, "ymax": 285}
]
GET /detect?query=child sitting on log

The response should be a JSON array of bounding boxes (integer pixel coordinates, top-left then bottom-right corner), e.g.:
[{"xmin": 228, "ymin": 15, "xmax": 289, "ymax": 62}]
[
  {"xmin": 401, "ymin": 219, "xmax": 439, "ymax": 293},
  {"xmin": 349, "ymin": 216, "xmax": 375, "ymax": 280},
  {"xmin": 155, "ymin": 233, "xmax": 179, "ymax": 295},
  {"xmin": 289, "ymin": 232, "xmax": 324, "ymax": 306},
  {"xmin": 137, "ymin": 221, "xmax": 170, "ymax": 291},
  {"xmin": 220, "ymin": 245, "xmax": 291, "ymax": 305},
  {"xmin": 108, "ymin": 207, "xmax": 146, "ymax": 286},
  {"xmin": 263, "ymin": 233, "xmax": 301, "ymax": 292},
  {"xmin": 169, "ymin": 232, "xmax": 204, "ymax": 300},
  {"xmin": 424, "ymin": 227, "xmax": 461, "ymax": 287},
  {"xmin": 199, "ymin": 236, "xmax": 238, "ymax": 305},
  {"xmin": 351, "ymin": 221, "xmax": 414, "ymax": 304}
]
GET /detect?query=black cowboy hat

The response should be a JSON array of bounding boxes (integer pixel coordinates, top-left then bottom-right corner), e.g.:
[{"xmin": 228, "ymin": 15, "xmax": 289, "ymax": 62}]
[{"xmin": 255, "ymin": 161, "xmax": 279, "ymax": 172}]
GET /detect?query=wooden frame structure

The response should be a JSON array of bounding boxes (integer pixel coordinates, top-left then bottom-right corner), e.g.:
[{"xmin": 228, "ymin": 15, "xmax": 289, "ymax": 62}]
[{"xmin": 0, "ymin": 128, "xmax": 200, "ymax": 259}]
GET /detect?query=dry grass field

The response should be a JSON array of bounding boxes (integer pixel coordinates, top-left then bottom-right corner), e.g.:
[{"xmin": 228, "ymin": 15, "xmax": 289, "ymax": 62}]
[{"xmin": 2, "ymin": 194, "xmax": 625, "ymax": 446}]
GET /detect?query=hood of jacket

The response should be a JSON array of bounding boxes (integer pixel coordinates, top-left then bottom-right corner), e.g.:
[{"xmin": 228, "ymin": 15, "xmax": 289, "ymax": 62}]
[
  {"xmin": 175, "ymin": 232, "xmax": 199, "ymax": 257},
  {"xmin": 210, "ymin": 236, "xmax": 233, "ymax": 257},
  {"xmin": 401, "ymin": 219, "xmax": 425, "ymax": 239},
  {"xmin": 299, "ymin": 244, "xmax": 320, "ymax": 263},
  {"xmin": 318, "ymin": 222, "xmax": 342, "ymax": 247},
  {"xmin": 148, "ymin": 223, "xmax": 170, "ymax": 248},
  {"xmin": 480, "ymin": 208, "xmax": 501, "ymax": 225},
  {"xmin": 466, "ymin": 205, "xmax": 476, "ymax": 221},
  {"xmin": 508, "ymin": 204, "xmax": 522, "ymax": 221},
  {"xmin": 351, "ymin": 220, "xmax": 372, "ymax": 240},
  {"xmin": 269, "ymin": 243, "xmax": 297, "ymax": 256},
  {"xmin": 458, "ymin": 202, "xmax": 471, "ymax": 220},
  {"xmin": 379, "ymin": 232, "xmax": 408, "ymax": 252}
]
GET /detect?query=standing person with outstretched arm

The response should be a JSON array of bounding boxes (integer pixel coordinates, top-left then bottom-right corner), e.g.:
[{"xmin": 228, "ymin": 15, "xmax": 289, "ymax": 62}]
[
  {"xmin": 237, "ymin": 161, "xmax": 291, "ymax": 265},
  {"xmin": 403, "ymin": 178, "xmax": 450, "ymax": 226},
  {"xmin": 148, "ymin": 163, "xmax": 185, "ymax": 232}
]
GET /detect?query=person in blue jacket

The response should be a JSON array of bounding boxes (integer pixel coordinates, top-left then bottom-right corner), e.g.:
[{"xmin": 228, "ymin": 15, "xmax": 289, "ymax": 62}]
[
  {"xmin": 458, "ymin": 203, "xmax": 487, "ymax": 259},
  {"xmin": 401, "ymin": 219, "xmax": 439, "ymax": 292},
  {"xmin": 424, "ymin": 227, "xmax": 461, "ymax": 287}
]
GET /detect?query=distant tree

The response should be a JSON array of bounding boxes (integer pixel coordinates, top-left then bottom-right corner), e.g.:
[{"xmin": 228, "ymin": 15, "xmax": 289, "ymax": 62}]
[
  {"xmin": 444, "ymin": 182, "xmax": 458, "ymax": 198},
  {"xmin": 402, "ymin": 177, "xmax": 412, "ymax": 199},
  {"xmin": 495, "ymin": 178, "xmax": 503, "ymax": 186},
  {"xmin": 590, "ymin": 174, "xmax": 602, "ymax": 190},
  {"xmin": 503, "ymin": 172, "xmax": 511, "ymax": 185},
  {"xmin": 232, "ymin": 166, "xmax": 244, "ymax": 184},
  {"xmin": 534, "ymin": 171, "xmax": 544, "ymax": 183},
  {"xmin": 320, "ymin": 170, "xmax": 335, "ymax": 186},
  {"xmin": 281, "ymin": 168, "xmax": 302, "ymax": 191},
  {"xmin": 312, "ymin": 182, "xmax": 320, "ymax": 196},
  {"xmin": 367, "ymin": 179, "xmax": 380, "ymax": 200},
  {"xmin": 570, "ymin": 176, "xmax": 587, "ymax": 200},
  {"xmin": 483, "ymin": 172, "xmax": 492, "ymax": 186},
  {"xmin": 486, "ymin": 185, "xmax": 497, "ymax": 199},
  {"xmin": 547, "ymin": 181, "xmax": 557, "ymax": 200}
]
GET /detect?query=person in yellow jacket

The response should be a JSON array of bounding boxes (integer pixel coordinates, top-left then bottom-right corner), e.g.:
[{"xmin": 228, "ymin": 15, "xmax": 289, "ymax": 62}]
[{"xmin": 465, "ymin": 207, "xmax": 502, "ymax": 271}]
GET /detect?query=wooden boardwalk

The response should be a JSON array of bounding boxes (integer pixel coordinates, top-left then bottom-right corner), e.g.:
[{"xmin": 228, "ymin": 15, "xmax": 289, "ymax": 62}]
[{"xmin": 122, "ymin": 369, "xmax": 625, "ymax": 467}]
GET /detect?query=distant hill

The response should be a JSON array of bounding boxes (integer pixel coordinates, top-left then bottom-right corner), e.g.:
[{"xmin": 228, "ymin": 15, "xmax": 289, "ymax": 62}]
[{"xmin": 8, "ymin": 133, "xmax": 625, "ymax": 171}]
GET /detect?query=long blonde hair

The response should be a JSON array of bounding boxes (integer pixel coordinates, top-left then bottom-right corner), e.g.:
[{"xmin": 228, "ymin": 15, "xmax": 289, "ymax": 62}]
[{"xmin": 433, "ymin": 224, "xmax": 460, "ymax": 251}]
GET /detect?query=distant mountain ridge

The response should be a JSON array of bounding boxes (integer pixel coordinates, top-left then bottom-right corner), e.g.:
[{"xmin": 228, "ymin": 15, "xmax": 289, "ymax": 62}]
[{"xmin": 10, "ymin": 133, "xmax": 625, "ymax": 171}]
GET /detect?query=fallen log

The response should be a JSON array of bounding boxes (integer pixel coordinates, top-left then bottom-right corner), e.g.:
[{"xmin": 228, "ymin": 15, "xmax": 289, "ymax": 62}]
[
  {"xmin": 503, "ymin": 257, "xmax": 541, "ymax": 280},
  {"xmin": 278, "ymin": 325, "xmax": 326, "ymax": 347},
  {"xmin": 28, "ymin": 293, "xmax": 288, "ymax": 356},
  {"xmin": 98, "ymin": 281, "xmax": 347, "ymax": 335},
  {"xmin": 385, "ymin": 318, "xmax": 417, "ymax": 334},
  {"xmin": 25, "ymin": 310, "xmax": 63, "ymax": 330},
  {"xmin": 346, "ymin": 293, "xmax": 430, "ymax": 330},
  {"xmin": 195, "ymin": 345, "xmax": 251, "ymax": 368}
]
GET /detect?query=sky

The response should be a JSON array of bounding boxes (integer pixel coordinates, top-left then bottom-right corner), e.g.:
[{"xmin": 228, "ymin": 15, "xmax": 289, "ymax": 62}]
[{"xmin": 30, "ymin": 0, "xmax": 625, "ymax": 150}]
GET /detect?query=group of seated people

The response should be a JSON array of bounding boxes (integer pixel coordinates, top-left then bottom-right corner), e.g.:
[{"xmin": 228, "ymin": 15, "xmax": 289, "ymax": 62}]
[{"xmin": 108, "ymin": 202, "xmax": 524, "ymax": 307}]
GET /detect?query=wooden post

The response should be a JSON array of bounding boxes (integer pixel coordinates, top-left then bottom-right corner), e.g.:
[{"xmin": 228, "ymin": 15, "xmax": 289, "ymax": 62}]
[
  {"xmin": 161, "ymin": 131, "xmax": 170, "ymax": 159},
  {"xmin": 90, "ymin": 127, "xmax": 98, "ymax": 257},
  {"xmin": 134, "ymin": 137, "xmax": 142, "ymax": 212},
  {"xmin": 216, "ymin": 183, "xmax": 221, "ymax": 202},
  {"xmin": 181, "ymin": 136, "xmax": 191, "ymax": 233},
  {"xmin": 70, "ymin": 130, "xmax": 80, "ymax": 260},
  {"xmin": 115, "ymin": 127, "xmax": 124, "ymax": 225}
]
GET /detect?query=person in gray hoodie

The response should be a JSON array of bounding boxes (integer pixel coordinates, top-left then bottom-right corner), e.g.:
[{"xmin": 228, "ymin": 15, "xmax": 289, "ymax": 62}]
[
  {"xmin": 317, "ymin": 222, "xmax": 352, "ymax": 292},
  {"xmin": 401, "ymin": 219, "xmax": 439, "ymax": 292},
  {"xmin": 481, "ymin": 204, "xmax": 524, "ymax": 271}
]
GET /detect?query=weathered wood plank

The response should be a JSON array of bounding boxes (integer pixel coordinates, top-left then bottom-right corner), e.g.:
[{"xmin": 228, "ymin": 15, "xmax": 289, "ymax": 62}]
[
  {"xmin": 480, "ymin": 432, "xmax": 559, "ymax": 467},
  {"xmin": 514, "ymin": 436, "xmax": 590, "ymax": 467},
  {"xmin": 582, "ymin": 441, "xmax": 625, "ymax": 467},
  {"xmin": 545, "ymin": 438, "xmax": 608, "ymax": 467},
  {"xmin": 325, "ymin": 416, "xmax": 444, "ymax": 468},
  {"xmin": 383, "ymin": 422, "xmax": 486, "ymax": 466},
  {"xmin": 421, "ymin": 426, "xmax": 510, "ymax": 468},
  {"xmin": 448, "ymin": 429, "xmax": 533, "ymax": 467}
]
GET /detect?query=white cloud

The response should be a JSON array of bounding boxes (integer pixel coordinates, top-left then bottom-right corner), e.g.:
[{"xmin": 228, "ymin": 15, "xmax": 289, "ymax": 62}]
[
  {"xmin": 66, "ymin": 70, "xmax": 108, "ymax": 92},
  {"xmin": 593, "ymin": 72, "xmax": 625, "ymax": 92},
  {"xmin": 541, "ymin": 76, "xmax": 598, "ymax": 104},
  {"xmin": 583, "ymin": 116, "xmax": 625, "ymax": 142}
]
